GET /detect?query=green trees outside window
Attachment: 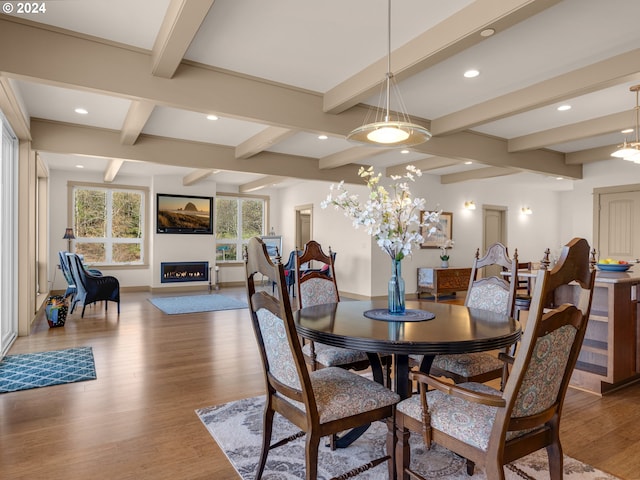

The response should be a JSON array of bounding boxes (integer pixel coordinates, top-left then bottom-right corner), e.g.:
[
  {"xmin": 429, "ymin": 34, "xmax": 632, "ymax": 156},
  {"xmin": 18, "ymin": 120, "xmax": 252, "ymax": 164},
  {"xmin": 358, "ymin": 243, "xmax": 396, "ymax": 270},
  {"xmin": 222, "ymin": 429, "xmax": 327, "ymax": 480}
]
[
  {"xmin": 73, "ymin": 185, "xmax": 145, "ymax": 265},
  {"xmin": 215, "ymin": 196, "xmax": 266, "ymax": 262}
]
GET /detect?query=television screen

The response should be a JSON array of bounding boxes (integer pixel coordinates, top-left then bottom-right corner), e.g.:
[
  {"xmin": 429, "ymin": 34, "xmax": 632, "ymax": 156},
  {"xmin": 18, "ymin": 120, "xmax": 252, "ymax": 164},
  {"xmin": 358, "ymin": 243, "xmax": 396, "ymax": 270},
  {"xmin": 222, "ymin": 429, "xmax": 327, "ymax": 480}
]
[{"xmin": 156, "ymin": 193, "xmax": 213, "ymax": 234}]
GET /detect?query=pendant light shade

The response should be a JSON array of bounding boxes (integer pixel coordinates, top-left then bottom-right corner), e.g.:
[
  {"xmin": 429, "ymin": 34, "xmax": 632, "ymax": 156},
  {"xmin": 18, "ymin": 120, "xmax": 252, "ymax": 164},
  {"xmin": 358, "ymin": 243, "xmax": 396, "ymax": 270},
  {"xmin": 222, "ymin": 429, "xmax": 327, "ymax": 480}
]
[
  {"xmin": 347, "ymin": 0, "xmax": 431, "ymax": 148},
  {"xmin": 611, "ymin": 84, "xmax": 640, "ymax": 162}
]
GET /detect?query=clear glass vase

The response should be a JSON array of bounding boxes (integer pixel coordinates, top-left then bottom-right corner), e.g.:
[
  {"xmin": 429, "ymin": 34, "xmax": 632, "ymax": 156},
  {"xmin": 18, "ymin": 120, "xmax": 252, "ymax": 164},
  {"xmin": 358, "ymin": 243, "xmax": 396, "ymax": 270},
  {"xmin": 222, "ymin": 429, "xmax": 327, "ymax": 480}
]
[{"xmin": 388, "ymin": 258, "xmax": 406, "ymax": 314}]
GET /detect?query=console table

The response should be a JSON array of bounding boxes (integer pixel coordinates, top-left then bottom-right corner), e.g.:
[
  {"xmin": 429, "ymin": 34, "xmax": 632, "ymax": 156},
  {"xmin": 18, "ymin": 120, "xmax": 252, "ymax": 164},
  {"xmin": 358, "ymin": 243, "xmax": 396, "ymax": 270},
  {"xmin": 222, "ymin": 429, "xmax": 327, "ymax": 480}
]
[{"xmin": 417, "ymin": 267, "xmax": 471, "ymax": 301}]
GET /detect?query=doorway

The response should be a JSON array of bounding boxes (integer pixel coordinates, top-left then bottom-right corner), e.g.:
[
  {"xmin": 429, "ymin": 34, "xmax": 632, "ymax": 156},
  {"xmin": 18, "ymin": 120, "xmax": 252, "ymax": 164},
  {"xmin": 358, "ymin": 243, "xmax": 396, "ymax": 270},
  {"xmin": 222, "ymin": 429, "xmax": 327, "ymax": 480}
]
[
  {"xmin": 295, "ymin": 204, "xmax": 312, "ymax": 249},
  {"xmin": 482, "ymin": 205, "xmax": 507, "ymax": 277}
]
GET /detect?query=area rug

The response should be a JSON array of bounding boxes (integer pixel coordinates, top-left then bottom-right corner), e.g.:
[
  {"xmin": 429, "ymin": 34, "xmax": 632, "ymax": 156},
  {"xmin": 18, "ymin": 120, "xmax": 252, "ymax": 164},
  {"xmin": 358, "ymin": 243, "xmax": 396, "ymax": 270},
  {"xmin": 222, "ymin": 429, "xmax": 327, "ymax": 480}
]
[
  {"xmin": 148, "ymin": 293, "xmax": 247, "ymax": 314},
  {"xmin": 196, "ymin": 396, "xmax": 619, "ymax": 480},
  {"xmin": 0, "ymin": 347, "xmax": 96, "ymax": 393}
]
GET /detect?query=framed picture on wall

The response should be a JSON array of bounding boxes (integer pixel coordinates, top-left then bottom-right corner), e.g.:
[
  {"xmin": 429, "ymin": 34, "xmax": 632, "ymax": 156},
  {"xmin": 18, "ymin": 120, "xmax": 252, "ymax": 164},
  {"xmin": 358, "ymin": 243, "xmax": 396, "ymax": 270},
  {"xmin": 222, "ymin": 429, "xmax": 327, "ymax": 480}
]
[{"xmin": 420, "ymin": 211, "xmax": 452, "ymax": 248}]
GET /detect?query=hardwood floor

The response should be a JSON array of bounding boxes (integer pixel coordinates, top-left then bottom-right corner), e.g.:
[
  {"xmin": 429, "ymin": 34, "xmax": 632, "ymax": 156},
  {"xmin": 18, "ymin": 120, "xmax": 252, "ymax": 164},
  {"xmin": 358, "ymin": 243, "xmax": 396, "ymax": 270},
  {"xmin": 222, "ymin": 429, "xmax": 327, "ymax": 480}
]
[{"xmin": 1, "ymin": 289, "xmax": 638, "ymax": 479}]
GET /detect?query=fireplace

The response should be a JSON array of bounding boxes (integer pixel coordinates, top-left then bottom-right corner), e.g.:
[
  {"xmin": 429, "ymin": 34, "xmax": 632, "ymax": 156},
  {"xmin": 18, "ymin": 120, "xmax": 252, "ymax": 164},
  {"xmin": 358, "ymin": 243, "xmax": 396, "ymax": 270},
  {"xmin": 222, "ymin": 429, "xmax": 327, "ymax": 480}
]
[{"xmin": 161, "ymin": 261, "xmax": 209, "ymax": 283}]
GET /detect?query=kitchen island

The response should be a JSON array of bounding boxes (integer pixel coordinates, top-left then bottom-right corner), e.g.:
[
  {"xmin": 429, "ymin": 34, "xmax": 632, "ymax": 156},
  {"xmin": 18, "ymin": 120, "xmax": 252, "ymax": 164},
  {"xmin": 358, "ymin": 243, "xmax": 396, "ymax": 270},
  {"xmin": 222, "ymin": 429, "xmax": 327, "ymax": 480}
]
[{"xmin": 557, "ymin": 269, "xmax": 640, "ymax": 395}]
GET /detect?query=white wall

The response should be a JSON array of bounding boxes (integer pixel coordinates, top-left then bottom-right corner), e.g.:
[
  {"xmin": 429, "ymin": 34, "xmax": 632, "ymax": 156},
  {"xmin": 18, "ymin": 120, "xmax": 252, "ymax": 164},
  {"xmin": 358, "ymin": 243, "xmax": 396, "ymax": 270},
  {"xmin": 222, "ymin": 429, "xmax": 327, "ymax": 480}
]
[
  {"xmin": 151, "ymin": 175, "xmax": 217, "ymax": 289},
  {"xmin": 49, "ymin": 170, "xmax": 219, "ymax": 291},
  {"xmin": 50, "ymin": 158, "xmax": 640, "ymax": 297},
  {"xmin": 559, "ymin": 159, "xmax": 640, "ymax": 246}
]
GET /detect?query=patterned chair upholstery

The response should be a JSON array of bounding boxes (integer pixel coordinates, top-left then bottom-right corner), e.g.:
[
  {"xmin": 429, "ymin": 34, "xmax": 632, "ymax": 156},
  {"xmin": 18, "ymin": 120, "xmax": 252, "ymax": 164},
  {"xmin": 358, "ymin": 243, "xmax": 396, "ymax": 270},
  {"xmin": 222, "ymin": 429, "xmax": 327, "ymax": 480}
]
[
  {"xmin": 245, "ymin": 237, "xmax": 399, "ymax": 480},
  {"xmin": 426, "ymin": 243, "xmax": 518, "ymax": 386},
  {"xmin": 393, "ymin": 238, "xmax": 596, "ymax": 479},
  {"xmin": 296, "ymin": 240, "xmax": 370, "ymax": 372}
]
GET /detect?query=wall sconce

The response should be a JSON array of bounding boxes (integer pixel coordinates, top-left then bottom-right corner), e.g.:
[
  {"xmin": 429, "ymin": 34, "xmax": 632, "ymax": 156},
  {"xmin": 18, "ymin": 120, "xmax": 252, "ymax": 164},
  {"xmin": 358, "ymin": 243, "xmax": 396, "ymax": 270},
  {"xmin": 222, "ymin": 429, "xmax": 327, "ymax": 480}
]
[
  {"xmin": 521, "ymin": 207, "xmax": 533, "ymax": 215},
  {"xmin": 63, "ymin": 227, "xmax": 75, "ymax": 252},
  {"xmin": 464, "ymin": 201, "xmax": 476, "ymax": 210}
]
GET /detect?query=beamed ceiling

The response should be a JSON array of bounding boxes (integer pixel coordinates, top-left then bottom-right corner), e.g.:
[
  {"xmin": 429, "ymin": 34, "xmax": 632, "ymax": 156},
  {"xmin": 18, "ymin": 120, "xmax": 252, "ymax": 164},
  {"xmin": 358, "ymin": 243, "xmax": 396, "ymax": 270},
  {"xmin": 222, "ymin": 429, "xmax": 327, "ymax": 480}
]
[{"xmin": 1, "ymin": 0, "xmax": 639, "ymax": 190}]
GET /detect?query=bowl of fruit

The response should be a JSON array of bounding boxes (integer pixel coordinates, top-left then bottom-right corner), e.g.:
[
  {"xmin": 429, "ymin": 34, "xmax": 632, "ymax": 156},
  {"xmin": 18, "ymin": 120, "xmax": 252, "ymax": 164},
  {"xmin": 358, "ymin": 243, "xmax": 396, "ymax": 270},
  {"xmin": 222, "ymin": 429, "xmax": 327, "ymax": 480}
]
[{"xmin": 596, "ymin": 259, "xmax": 632, "ymax": 272}]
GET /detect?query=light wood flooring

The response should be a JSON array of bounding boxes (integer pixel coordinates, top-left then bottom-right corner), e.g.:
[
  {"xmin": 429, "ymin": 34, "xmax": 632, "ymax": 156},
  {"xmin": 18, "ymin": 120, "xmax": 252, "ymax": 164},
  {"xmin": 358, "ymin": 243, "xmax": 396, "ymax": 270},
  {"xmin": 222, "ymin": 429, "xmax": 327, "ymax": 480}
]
[{"xmin": 1, "ymin": 288, "xmax": 639, "ymax": 479}]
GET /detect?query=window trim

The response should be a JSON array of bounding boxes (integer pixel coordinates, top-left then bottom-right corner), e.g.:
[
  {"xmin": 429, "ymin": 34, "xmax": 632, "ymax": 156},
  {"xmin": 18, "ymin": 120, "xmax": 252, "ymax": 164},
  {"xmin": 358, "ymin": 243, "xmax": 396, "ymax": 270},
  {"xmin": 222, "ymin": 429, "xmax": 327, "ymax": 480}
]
[
  {"xmin": 215, "ymin": 192, "xmax": 269, "ymax": 263},
  {"xmin": 67, "ymin": 181, "xmax": 150, "ymax": 267}
]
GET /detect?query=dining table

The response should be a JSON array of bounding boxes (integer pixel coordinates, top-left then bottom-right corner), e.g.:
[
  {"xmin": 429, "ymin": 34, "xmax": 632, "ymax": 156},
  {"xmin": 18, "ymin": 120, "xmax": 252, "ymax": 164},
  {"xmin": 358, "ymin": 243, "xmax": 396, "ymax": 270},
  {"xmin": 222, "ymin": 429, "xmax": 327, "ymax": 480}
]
[
  {"xmin": 294, "ymin": 299, "xmax": 521, "ymax": 447},
  {"xmin": 295, "ymin": 299, "xmax": 520, "ymax": 397}
]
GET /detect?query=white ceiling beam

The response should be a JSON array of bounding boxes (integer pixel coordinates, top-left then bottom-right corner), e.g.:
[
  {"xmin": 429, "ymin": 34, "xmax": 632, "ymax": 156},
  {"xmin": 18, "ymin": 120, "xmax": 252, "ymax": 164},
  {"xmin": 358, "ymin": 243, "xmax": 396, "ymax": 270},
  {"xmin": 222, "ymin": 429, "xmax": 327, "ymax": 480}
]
[
  {"xmin": 565, "ymin": 144, "xmax": 619, "ymax": 165},
  {"xmin": 508, "ymin": 110, "xmax": 633, "ymax": 152},
  {"xmin": 239, "ymin": 176, "xmax": 287, "ymax": 193},
  {"xmin": 0, "ymin": 17, "xmax": 578, "ymax": 179},
  {"xmin": 236, "ymin": 126, "xmax": 295, "ymax": 159},
  {"xmin": 319, "ymin": 146, "xmax": 388, "ymax": 169},
  {"xmin": 151, "ymin": 0, "xmax": 216, "ymax": 79},
  {"xmin": 29, "ymin": 119, "xmax": 366, "ymax": 185},
  {"xmin": 431, "ymin": 48, "xmax": 640, "ymax": 136},
  {"xmin": 323, "ymin": 0, "xmax": 561, "ymax": 114},
  {"xmin": 385, "ymin": 156, "xmax": 460, "ymax": 176},
  {"xmin": 103, "ymin": 158, "xmax": 124, "ymax": 183},
  {"xmin": 440, "ymin": 166, "xmax": 518, "ymax": 184},
  {"xmin": 120, "ymin": 100, "xmax": 155, "ymax": 145},
  {"xmin": 0, "ymin": 76, "xmax": 30, "ymax": 140},
  {"xmin": 183, "ymin": 168, "xmax": 219, "ymax": 186}
]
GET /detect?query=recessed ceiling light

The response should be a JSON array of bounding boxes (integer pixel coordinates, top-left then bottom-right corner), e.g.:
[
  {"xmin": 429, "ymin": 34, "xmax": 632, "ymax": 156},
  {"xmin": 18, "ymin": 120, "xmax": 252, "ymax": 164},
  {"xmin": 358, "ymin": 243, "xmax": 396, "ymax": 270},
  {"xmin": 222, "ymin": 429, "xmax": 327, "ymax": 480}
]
[
  {"xmin": 621, "ymin": 128, "xmax": 634, "ymax": 134},
  {"xmin": 556, "ymin": 177, "xmax": 563, "ymax": 180},
  {"xmin": 400, "ymin": 149, "xmax": 410, "ymax": 154},
  {"xmin": 206, "ymin": 114, "xmax": 219, "ymax": 121},
  {"xmin": 464, "ymin": 161, "xmax": 473, "ymax": 165},
  {"xmin": 557, "ymin": 105, "xmax": 571, "ymax": 111},
  {"xmin": 74, "ymin": 108, "xmax": 88, "ymax": 115},
  {"xmin": 480, "ymin": 28, "xmax": 495, "ymax": 37},
  {"xmin": 464, "ymin": 69, "xmax": 480, "ymax": 78},
  {"xmin": 75, "ymin": 164, "xmax": 84, "ymax": 169},
  {"xmin": 318, "ymin": 135, "xmax": 328, "ymax": 140}
]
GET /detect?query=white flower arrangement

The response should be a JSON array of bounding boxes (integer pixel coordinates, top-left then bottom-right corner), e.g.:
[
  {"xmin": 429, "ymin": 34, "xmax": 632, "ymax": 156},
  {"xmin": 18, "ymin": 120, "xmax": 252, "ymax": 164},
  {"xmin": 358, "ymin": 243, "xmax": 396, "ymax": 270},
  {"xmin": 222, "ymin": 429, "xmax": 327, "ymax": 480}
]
[
  {"xmin": 320, "ymin": 165, "xmax": 440, "ymax": 262},
  {"xmin": 440, "ymin": 239, "xmax": 454, "ymax": 261}
]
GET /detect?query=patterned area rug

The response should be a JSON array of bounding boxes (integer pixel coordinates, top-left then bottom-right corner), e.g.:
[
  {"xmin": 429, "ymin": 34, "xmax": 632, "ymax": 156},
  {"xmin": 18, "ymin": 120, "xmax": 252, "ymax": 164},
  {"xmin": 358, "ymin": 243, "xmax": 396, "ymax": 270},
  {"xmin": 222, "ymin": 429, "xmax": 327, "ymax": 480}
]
[
  {"xmin": 148, "ymin": 293, "xmax": 247, "ymax": 314},
  {"xmin": 0, "ymin": 347, "xmax": 96, "ymax": 393},
  {"xmin": 197, "ymin": 396, "xmax": 619, "ymax": 480}
]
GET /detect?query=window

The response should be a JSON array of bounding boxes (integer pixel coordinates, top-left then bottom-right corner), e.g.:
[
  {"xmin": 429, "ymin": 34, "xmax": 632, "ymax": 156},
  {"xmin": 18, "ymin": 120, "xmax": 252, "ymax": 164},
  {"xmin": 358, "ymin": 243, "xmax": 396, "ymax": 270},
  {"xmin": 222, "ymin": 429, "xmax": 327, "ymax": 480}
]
[
  {"xmin": 215, "ymin": 194, "xmax": 267, "ymax": 262},
  {"xmin": 71, "ymin": 183, "xmax": 147, "ymax": 265}
]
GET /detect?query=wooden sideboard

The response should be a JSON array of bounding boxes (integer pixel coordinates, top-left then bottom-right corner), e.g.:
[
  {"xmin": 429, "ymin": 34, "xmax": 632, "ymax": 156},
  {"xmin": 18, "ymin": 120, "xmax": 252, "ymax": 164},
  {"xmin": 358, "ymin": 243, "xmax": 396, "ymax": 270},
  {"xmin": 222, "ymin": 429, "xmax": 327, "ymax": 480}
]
[
  {"xmin": 417, "ymin": 267, "xmax": 471, "ymax": 301},
  {"xmin": 556, "ymin": 271, "xmax": 640, "ymax": 395}
]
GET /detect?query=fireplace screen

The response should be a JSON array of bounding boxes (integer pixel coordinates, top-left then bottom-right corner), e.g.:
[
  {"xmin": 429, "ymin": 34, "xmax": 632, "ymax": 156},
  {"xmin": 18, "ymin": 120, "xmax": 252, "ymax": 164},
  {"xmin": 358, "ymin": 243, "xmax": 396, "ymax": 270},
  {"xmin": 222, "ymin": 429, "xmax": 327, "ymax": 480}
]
[{"xmin": 161, "ymin": 261, "xmax": 209, "ymax": 283}]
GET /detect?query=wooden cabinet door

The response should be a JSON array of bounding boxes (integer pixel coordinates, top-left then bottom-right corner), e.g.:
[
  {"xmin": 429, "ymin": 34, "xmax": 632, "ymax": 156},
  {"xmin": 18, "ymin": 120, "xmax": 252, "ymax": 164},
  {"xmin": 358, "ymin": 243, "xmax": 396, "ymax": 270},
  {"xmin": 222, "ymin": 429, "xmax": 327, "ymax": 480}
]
[{"xmin": 598, "ymin": 190, "xmax": 640, "ymax": 260}]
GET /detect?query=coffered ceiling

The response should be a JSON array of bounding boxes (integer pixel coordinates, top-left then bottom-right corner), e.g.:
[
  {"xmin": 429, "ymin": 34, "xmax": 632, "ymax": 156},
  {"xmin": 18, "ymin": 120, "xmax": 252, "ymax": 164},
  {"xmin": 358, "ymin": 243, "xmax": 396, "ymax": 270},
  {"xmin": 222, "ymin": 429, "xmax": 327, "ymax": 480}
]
[{"xmin": 1, "ymin": 0, "xmax": 639, "ymax": 191}]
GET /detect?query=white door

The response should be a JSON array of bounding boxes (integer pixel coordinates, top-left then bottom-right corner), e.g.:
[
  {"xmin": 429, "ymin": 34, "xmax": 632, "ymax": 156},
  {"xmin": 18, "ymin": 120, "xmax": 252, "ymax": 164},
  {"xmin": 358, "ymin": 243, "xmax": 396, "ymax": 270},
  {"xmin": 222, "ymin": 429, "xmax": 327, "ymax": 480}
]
[
  {"xmin": 483, "ymin": 206, "xmax": 507, "ymax": 277},
  {"xmin": 0, "ymin": 115, "xmax": 18, "ymax": 358}
]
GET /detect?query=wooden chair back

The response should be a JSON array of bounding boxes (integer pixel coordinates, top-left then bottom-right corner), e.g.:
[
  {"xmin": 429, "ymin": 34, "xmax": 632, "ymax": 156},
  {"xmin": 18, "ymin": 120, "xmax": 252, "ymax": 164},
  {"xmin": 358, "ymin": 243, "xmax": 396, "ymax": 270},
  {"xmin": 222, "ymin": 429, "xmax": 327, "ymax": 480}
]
[
  {"xmin": 245, "ymin": 236, "xmax": 399, "ymax": 479},
  {"xmin": 400, "ymin": 238, "xmax": 596, "ymax": 479},
  {"xmin": 295, "ymin": 240, "xmax": 339, "ymax": 308},
  {"xmin": 465, "ymin": 242, "xmax": 517, "ymax": 317}
]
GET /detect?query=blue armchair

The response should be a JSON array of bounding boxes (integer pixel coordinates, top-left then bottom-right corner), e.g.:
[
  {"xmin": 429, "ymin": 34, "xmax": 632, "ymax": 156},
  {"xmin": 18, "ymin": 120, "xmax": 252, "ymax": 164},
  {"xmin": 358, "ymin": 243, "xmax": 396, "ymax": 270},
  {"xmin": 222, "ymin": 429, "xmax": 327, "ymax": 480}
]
[
  {"xmin": 66, "ymin": 253, "xmax": 120, "ymax": 318},
  {"xmin": 272, "ymin": 250, "xmax": 300, "ymax": 297}
]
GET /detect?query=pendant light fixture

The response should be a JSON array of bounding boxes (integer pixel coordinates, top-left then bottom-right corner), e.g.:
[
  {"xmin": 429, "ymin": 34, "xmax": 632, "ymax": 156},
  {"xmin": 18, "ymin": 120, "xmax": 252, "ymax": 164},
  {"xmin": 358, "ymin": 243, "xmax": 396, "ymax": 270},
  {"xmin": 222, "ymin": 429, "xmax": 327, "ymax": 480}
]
[
  {"xmin": 611, "ymin": 84, "xmax": 640, "ymax": 162},
  {"xmin": 347, "ymin": 0, "xmax": 431, "ymax": 148}
]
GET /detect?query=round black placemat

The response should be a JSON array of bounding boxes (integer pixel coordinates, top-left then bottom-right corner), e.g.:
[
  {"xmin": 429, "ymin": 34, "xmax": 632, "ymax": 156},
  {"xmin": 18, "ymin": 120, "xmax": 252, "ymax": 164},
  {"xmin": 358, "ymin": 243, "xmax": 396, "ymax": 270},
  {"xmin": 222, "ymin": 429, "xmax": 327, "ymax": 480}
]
[{"xmin": 363, "ymin": 308, "xmax": 436, "ymax": 322}]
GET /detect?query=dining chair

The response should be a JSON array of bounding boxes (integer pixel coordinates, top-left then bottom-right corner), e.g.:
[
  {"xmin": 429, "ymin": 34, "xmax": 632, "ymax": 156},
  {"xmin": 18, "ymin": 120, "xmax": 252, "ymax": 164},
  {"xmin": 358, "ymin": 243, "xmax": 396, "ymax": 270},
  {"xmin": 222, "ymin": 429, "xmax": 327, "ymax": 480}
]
[
  {"xmin": 424, "ymin": 242, "xmax": 518, "ymax": 386},
  {"xmin": 295, "ymin": 240, "xmax": 372, "ymax": 373},
  {"xmin": 393, "ymin": 237, "xmax": 596, "ymax": 479},
  {"xmin": 66, "ymin": 253, "xmax": 120, "ymax": 318},
  {"xmin": 513, "ymin": 261, "xmax": 534, "ymax": 321},
  {"xmin": 244, "ymin": 237, "xmax": 400, "ymax": 480}
]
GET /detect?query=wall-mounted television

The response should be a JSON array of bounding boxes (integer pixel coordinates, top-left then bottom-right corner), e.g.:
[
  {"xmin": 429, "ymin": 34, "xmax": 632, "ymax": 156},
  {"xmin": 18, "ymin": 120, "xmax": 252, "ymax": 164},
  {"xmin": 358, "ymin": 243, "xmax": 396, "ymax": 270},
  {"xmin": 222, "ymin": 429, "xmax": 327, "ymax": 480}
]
[{"xmin": 156, "ymin": 193, "xmax": 213, "ymax": 234}]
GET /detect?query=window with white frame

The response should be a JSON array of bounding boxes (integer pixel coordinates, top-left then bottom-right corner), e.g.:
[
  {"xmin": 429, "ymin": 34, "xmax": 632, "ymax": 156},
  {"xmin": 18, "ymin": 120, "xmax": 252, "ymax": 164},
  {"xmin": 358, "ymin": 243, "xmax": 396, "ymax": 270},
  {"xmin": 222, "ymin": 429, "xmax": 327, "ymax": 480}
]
[
  {"xmin": 215, "ymin": 194, "xmax": 267, "ymax": 262},
  {"xmin": 71, "ymin": 183, "xmax": 147, "ymax": 265}
]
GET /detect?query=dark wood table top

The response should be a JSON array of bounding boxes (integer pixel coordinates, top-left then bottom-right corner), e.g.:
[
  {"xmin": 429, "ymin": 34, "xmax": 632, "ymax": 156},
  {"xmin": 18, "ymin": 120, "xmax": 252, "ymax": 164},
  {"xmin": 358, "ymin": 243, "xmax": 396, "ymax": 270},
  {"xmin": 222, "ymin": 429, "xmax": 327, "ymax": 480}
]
[{"xmin": 294, "ymin": 299, "xmax": 521, "ymax": 356}]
